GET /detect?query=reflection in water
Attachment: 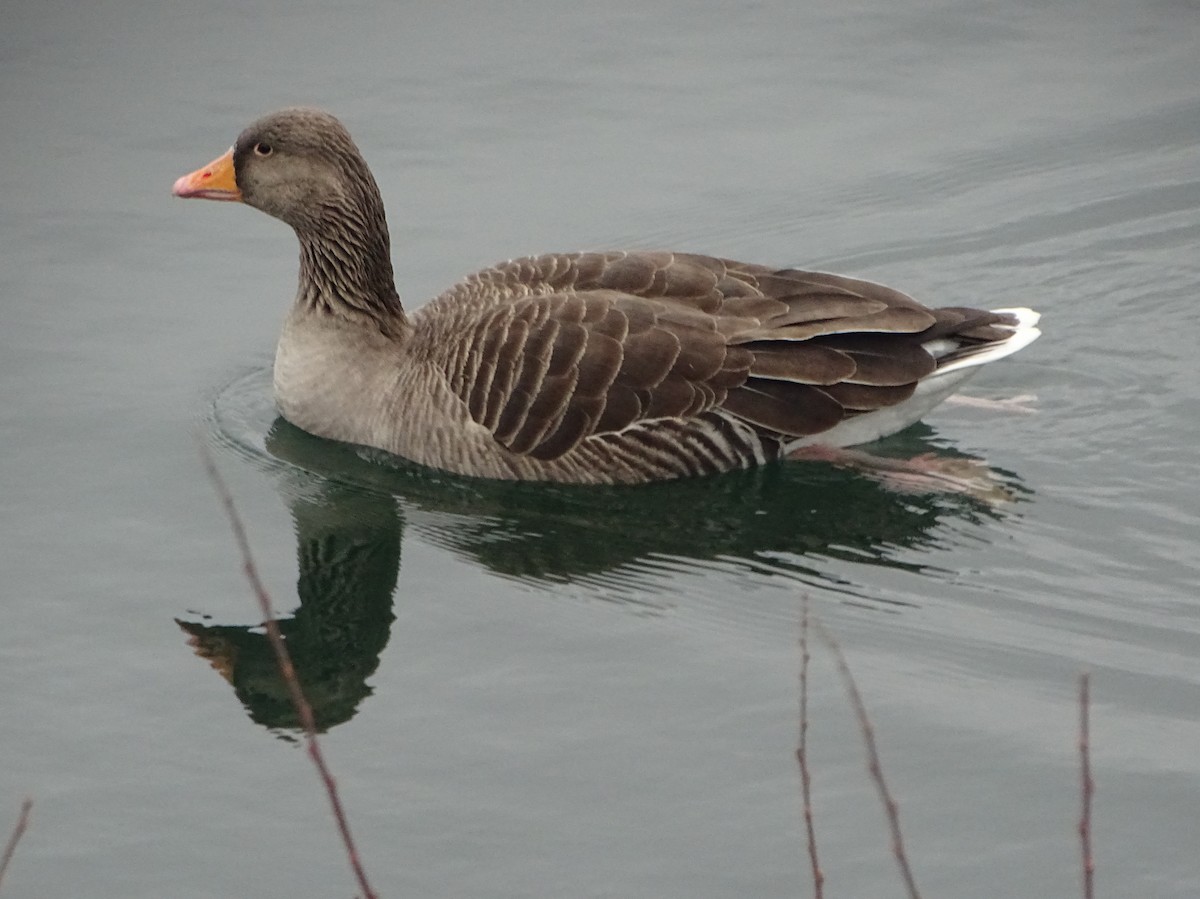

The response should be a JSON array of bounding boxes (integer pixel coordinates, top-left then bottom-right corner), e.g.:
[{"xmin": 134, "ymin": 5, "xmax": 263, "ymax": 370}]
[
  {"xmin": 181, "ymin": 403, "xmax": 1028, "ymax": 732},
  {"xmin": 179, "ymin": 482, "xmax": 400, "ymax": 732}
]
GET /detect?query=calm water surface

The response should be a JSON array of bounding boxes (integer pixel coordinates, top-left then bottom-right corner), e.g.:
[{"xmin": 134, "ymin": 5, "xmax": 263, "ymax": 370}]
[{"xmin": 3, "ymin": 1, "xmax": 1199, "ymax": 896}]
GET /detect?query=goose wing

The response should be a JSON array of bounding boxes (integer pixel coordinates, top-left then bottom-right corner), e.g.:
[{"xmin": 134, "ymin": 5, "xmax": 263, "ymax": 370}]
[{"xmin": 425, "ymin": 251, "xmax": 1010, "ymax": 461}]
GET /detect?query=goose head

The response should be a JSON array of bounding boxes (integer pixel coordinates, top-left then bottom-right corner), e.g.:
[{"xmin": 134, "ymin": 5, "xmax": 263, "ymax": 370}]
[
  {"xmin": 173, "ymin": 107, "xmax": 384, "ymax": 233},
  {"xmin": 173, "ymin": 108, "xmax": 403, "ymax": 328}
]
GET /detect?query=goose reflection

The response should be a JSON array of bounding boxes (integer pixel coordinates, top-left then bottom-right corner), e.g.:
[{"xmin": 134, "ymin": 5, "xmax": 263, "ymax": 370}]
[
  {"xmin": 178, "ymin": 477, "xmax": 400, "ymax": 732},
  {"xmin": 179, "ymin": 412, "xmax": 1027, "ymax": 732}
]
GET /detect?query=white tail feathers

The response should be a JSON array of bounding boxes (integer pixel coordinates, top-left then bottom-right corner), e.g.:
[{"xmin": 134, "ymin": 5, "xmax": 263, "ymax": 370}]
[
  {"xmin": 787, "ymin": 305, "xmax": 1042, "ymax": 450},
  {"xmin": 927, "ymin": 306, "xmax": 1042, "ymax": 376}
]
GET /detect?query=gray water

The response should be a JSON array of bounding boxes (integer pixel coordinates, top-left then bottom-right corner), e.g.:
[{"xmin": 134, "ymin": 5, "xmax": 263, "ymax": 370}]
[{"xmin": 3, "ymin": 1, "xmax": 1199, "ymax": 896}]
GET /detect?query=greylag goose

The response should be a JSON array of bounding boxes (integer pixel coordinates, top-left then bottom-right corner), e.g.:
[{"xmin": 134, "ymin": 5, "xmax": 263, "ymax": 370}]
[{"xmin": 173, "ymin": 108, "xmax": 1040, "ymax": 485}]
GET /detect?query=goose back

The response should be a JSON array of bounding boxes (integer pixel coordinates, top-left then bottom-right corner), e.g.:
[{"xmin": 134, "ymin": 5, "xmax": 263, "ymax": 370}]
[{"xmin": 385, "ymin": 250, "xmax": 1034, "ymax": 483}]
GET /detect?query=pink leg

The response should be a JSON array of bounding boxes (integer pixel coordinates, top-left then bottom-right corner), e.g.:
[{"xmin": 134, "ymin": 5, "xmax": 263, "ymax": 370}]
[
  {"xmin": 788, "ymin": 444, "xmax": 1015, "ymax": 504},
  {"xmin": 943, "ymin": 393, "xmax": 1038, "ymax": 414}
]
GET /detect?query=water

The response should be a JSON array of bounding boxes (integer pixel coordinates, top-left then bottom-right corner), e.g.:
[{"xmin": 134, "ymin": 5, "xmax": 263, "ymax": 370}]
[{"xmin": 3, "ymin": 0, "xmax": 1199, "ymax": 896}]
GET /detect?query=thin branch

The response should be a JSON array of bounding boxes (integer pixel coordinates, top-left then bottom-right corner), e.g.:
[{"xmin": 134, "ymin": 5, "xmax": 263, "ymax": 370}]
[
  {"xmin": 811, "ymin": 619, "xmax": 921, "ymax": 899},
  {"xmin": 1079, "ymin": 673, "xmax": 1094, "ymax": 899},
  {"xmin": 0, "ymin": 797, "xmax": 32, "ymax": 893},
  {"xmin": 797, "ymin": 599, "xmax": 824, "ymax": 898},
  {"xmin": 200, "ymin": 445, "xmax": 378, "ymax": 899}
]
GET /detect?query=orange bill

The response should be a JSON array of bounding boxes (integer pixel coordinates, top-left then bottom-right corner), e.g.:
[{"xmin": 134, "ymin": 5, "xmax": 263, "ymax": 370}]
[{"xmin": 172, "ymin": 147, "xmax": 241, "ymax": 201}]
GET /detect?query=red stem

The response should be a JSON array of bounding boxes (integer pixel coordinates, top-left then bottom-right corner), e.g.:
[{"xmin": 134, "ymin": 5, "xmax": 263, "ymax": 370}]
[
  {"xmin": 797, "ymin": 599, "xmax": 824, "ymax": 898},
  {"xmin": 1079, "ymin": 673, "xmax": 1094, "ymax": 899},
  {"xmin": 812, "ymin": 619, "xmax": 921, "ymax": 899},
  {"xmin": 201, "ymin": 446, "xmax": 378, "ymax": 899},
  {"xmin": 0, "ymin": 797, "xmax": 32, "ymax": 894}
]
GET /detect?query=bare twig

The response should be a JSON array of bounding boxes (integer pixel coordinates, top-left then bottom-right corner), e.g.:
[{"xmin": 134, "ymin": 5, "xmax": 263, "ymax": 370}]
[
  {"xmin": 0, "ymin": 797, "xmax": 32, "ymax": 893},
  {"xmin": 1079, "ymin": 673, "xmax": 1094, "ymax": 899},
  {"xmin": 811, "ymin": 620, "xmax": 921, "ymax": 899},
  {"xmin": 200, "ymin": 446, "xmax": 378, "ymax": 899},
  {"xmin": 797, "ymin": 599, "xmax": 824, "ymax": 898}
]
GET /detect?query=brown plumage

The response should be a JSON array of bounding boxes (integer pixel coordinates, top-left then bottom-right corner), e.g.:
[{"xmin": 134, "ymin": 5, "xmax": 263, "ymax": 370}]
[{"xmin": 174, "ymin": 108, "xmax": 1041, "ymax": 485}]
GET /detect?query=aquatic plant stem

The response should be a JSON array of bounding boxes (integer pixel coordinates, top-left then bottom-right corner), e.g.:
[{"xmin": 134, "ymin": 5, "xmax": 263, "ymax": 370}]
[
  {"xmin": 1079, "ymin": 673, "xmax": 1094, "ymax": 899},
  {"xmin": 811, "ymin": 619, "xmax": 922, "ymax": 899},
  {"xmin": 797, "ymin": 599, "xmax": 824, "ymax": 898},
  {"xmin": 0, "ymin": 797, "xmax": 32, "ymax": 893},
  {"xmin": 200, "ymin": 446, "xmax": 378, "ymax": 899}
]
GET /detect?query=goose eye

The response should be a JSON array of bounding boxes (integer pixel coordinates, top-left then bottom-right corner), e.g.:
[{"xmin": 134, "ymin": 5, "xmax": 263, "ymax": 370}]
[{"xmin": 253, "ymin": 142, "xmax": 273, "ymax": 157}]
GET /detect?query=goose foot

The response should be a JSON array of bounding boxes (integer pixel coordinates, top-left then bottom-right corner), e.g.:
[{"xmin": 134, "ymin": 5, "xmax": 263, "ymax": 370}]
[
  {"xmin": 788, "ymin": 445, "xmax": 1014, "ymax": 504},
  {"xmin": 943, "ymin": 393, "xmax": 1038, "ymax": 414}
]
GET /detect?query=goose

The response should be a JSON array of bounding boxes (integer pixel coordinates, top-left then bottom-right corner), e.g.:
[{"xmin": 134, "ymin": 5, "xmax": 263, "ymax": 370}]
[{"xmin": 173, "ymin": 107, "xmax": 1040, "ymax": 486}]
